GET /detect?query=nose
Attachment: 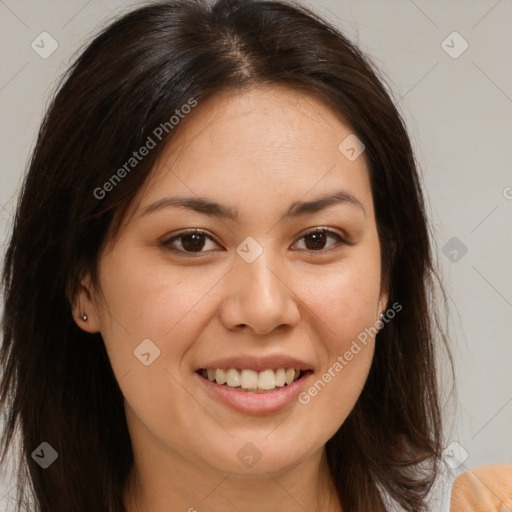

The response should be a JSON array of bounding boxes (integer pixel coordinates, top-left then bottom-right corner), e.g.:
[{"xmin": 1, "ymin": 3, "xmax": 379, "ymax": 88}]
[{"xmin": 219, "ymin": 249, "xmax": 301, "ymax": 335}]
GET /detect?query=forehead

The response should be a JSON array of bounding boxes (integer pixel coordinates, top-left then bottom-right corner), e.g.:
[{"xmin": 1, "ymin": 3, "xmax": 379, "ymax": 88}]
[
  {"xmin": 159, "ymin": 84, "xmax": 359, "ymax": 167},
  {"xmin": 124, "ymin": 84, "xmax": 372, "ymax": 225}
]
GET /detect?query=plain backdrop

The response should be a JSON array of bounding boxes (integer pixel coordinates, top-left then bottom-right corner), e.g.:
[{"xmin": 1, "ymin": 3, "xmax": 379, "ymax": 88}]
[{"xmin": 0, "ymin": 0, "xmax": 511, "ymax": 504}]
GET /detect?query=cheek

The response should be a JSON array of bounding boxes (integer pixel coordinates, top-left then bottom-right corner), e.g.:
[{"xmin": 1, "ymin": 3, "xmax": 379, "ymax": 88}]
[
  {"xmin": 94, "ymin": 252, "xmax": 223, "ymax": 442},
  {"xmin": 297, "ymin": 253, "xmax": 382, "ymax": 346},
  {"xmin": 296, "ymin": 279, "xmax": 377, "ymax": 439},
  {"xmin": 95, "ymin": 248, "xmax": 222, "ymax": 378},
  {"xmin": 298, "ymin": 348, "xmax": 373, "ymax": 441},
  {"xmin": 292, "ymin": 252, "xmax": 381, "ymax": 426}
]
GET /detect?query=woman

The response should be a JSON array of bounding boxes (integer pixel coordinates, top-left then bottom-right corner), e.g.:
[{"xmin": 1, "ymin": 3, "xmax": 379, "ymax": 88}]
[{"xmin": 0, "ymin": 0, "xmax": 457, "ymax": 510}]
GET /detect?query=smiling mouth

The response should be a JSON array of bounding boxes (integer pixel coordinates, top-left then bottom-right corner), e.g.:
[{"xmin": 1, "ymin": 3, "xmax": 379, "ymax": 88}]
[{"xmin": 196, "ymin": 368, "xmax": 311, "ymax": 393}]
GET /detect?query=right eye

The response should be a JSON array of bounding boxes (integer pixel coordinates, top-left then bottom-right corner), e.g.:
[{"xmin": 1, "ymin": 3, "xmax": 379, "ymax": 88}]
[{"xmin": 161, "ymin": 229, "xmax": 222, "ymax": 255}]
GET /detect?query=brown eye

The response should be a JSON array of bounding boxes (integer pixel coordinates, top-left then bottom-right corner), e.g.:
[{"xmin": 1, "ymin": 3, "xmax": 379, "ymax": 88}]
[
  {"xmin": 293, "ymin": 228, "xmax": 345, "ymax": 252},
  {"xmin": 180, "ymin": 233, "xmax": 206, "ymax": 252},
  {"xmin": 162, "ymin": 230, "xmax": 219, "ymax": 254},
  {"xmin": 304, "ymin": 231, "xmax": 327, "ymax": 250}
]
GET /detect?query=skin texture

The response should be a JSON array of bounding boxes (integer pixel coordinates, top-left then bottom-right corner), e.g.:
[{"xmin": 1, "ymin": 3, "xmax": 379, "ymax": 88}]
[{"xmin": 75, "ymin": 85, "xmax": 388, "ymax": 512}]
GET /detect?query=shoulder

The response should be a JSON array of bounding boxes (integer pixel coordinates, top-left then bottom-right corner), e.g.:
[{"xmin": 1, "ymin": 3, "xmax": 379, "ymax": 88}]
[{"xmin": 450, "ymin": 464, "xmax": 512, "ymax": 512}]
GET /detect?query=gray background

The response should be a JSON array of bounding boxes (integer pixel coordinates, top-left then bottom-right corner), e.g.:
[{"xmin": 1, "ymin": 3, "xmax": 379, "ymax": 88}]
[{"xmin": 0, "ymin": 0, "xmax": 511, "ymax": 504}]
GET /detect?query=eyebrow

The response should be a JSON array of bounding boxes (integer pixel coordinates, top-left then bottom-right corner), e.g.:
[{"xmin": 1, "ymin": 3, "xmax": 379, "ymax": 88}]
[{"xmin": 139, "ymin": 190, "xmax": 366, "ymax": 221}]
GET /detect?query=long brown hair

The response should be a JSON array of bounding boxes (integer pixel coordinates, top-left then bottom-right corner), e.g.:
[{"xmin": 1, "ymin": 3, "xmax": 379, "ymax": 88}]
[{"xmin": 1, "ymin": 1, "xmax": 453, "ymax": 510}]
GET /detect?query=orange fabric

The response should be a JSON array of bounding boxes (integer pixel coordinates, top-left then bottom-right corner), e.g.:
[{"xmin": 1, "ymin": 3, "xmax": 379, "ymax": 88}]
[{"xmin": 450, "ymin": 464, "xmax": 512, "ymax": 512}]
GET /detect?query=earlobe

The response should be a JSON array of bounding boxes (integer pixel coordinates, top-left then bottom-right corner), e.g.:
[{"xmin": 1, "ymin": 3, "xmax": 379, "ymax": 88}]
[
  {"xmin": 378, "ymin": 289, "xmax": 390, "ymax": 318},
  {"xmin": 71, "ymin": 275, "xmax": 101, "ymax": 333},
  {"xmin": 376, "ymin": 292, "xmax": 389, "ymax": 332}
]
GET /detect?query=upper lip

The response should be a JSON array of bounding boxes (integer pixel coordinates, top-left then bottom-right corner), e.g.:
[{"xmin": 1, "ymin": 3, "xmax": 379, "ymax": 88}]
[{"xmin": 196, "ymin": 354, "xmax": 313, "ymax": 372}]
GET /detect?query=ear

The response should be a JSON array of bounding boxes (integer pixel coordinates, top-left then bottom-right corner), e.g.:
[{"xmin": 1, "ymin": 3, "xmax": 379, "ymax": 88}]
[
  {"xmin": 378, "ymin": 241, "xmax": 396, "ymax": 317},
  {"xmin": 70, "ymin": 274, "xmax": 101, "ymax": 333},
  {"xmin": 378, "ymin": 285, "xmax": 390, "ymax": 319}
]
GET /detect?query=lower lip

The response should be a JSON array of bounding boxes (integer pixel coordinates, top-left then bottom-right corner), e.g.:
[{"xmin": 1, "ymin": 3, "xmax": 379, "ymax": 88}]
[{"xmin": 195, "ymin": 372, "xmax": 312, "ymax": 415}]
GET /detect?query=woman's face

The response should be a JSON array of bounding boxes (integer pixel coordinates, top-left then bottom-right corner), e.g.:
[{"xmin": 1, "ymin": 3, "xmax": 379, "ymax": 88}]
[{"xmin": 79, "ymin": 85, "xmax": 387, "ymax": 475}]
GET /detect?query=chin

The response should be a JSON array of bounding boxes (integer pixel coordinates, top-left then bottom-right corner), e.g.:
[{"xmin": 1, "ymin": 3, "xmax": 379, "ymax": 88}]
[{"xmin": 191, "ymin": 430, "xmax": 319, "ymax": 476}]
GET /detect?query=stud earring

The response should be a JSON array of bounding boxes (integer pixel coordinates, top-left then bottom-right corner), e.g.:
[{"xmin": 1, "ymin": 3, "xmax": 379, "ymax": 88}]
[
  {"xmin": 81, "ymin": 313, "xmax": 88, "ymax": 322},
  {"xmin": 377, "ymin": 312, "xmax": 386, "ymax": 331}
]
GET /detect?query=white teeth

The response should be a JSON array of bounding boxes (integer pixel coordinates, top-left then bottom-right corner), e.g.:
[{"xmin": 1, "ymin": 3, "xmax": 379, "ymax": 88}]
[
  {"xmin": 274, "ymin": 368, "xmax": 286, "ymax": 387},
  {"xmin": 215, "ymin": 369, "xmax": 227, "ymax": 385},
  {"xmin": 240, "ymin": 369, "xmax": 258, "ymax": 389},
  {"xmin": 226, "ymin": 368, "xmax": 240, "ymax": 387},
  {"xmin": 203, "ymin": 367, "xmax": 303, "ymax": 391},
  {"xmin": 285, "ymin": 368, "xmax": 296, "ymax": 385},
  {"xmin": 258, "ymin": 369, "xmax": 275, "ymax": 390}
]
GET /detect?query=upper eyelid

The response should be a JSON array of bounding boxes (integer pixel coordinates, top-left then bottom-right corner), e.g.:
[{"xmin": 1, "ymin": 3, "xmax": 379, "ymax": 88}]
[{"xmin": 163, "ymin": 228, "xmax": 219, "ymax": 245}]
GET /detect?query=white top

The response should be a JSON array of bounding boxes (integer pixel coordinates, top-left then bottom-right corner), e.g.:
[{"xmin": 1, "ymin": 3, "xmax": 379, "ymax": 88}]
[{"xmin": 381, "ymin": 462, "xmax": 461, "ymax": 511}]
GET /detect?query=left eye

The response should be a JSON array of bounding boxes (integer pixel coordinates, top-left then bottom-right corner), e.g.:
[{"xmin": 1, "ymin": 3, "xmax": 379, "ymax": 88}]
[
  {"xmin": 162, "ymin": 228, "xmax": 345, "ymax": 255},
  {"xmin": 292, "ymin": 228, "xmax": 345, "ymax": 251}
]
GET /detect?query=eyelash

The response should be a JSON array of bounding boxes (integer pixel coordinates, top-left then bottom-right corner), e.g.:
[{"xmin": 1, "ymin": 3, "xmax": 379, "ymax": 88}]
[{"xmin": 161, "ymin": 227, "xmax": 347, "ymax": 256}]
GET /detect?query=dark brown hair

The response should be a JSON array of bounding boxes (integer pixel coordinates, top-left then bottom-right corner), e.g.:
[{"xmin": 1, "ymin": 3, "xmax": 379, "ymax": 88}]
[{"xmin": 1, "ymin": 0, "xmax": 453, "ymax": 510}]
